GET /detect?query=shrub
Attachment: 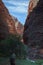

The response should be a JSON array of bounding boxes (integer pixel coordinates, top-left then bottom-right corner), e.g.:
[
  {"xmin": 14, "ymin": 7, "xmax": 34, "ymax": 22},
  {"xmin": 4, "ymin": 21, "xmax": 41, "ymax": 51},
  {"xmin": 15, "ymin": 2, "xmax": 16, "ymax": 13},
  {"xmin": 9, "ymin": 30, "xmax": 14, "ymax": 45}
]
[{"xmin": 0, "ymin": 34, "xmax": 27, "ymax": 58}]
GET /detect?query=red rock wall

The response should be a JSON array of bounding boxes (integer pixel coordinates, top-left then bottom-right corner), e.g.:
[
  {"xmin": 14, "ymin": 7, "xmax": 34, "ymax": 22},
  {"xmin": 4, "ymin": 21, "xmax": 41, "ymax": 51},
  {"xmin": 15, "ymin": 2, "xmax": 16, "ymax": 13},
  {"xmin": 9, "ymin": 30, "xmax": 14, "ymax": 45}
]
[
  {"xmin": 0, "ymin": 0, "xmax": 16, "ymax": 39},
  {"xmin": 0, "ymin": 0, "xmax": 23, "ymax": 40}
]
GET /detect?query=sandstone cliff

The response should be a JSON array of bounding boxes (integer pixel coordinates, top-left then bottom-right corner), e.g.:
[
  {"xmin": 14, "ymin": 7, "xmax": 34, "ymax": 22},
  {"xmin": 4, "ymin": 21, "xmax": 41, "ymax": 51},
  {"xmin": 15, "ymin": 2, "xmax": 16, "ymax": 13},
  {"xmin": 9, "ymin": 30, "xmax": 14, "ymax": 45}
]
[
  {"xmin": 23, "ymin": 0, "xmax": 43, "ymax": 59},
  {"xmin": 0, "ymin": 0, "xmax": 23, "ymax": 40},
  {"xmin": 0, "ymin": 0, "xmax": 17, "ymax": 40},
  {"xmin": 12, "ymin": 17, "xmax": 24, "ymax": 36}
]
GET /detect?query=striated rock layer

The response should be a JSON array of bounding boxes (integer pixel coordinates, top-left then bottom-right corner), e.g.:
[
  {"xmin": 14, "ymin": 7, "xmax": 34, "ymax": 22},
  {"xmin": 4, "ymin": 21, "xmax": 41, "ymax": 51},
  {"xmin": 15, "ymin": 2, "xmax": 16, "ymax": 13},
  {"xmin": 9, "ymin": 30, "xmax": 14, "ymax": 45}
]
[{"xmin": 23, "ymin": 0, "xmax": 43, "ymax": 59}]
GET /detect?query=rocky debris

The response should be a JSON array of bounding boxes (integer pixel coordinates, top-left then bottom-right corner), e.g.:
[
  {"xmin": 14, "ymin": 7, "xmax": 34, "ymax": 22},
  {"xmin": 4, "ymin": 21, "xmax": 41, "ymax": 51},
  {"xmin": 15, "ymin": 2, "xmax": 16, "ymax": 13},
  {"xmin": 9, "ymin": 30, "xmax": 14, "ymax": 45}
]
[{"xmin": 23, "ymin": 0, "xmax": 43, "ymax": 59}]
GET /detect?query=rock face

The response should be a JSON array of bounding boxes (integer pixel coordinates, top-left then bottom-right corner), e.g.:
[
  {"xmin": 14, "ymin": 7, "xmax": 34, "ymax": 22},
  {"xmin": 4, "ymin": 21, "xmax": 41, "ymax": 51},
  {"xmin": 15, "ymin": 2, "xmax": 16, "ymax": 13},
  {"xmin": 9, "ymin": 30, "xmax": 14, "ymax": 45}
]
[
  {"xmin": 0, "ymin": 0, "xmax": 8, "ymax": 39},
  {"xmin": 23, "ymin": 0, "xmax": 43, "ymax": 59},
  {"xmin": 12, "ymin": 17, "xmax": 24, "ymax": 42},
  {"xmin": 0, "ymin": 0, "xmax": 23, "ymax": 40},
  {"xmin": 0, "ymin": 1, "xmax": 16, "ymax": 34},
  {"xmin": 12, "ymin": 17, "xmax": 24, "ymax": 36},
  {"xmin": 28, "ymin": 0, "xmax": 39, "ymax": 15}
]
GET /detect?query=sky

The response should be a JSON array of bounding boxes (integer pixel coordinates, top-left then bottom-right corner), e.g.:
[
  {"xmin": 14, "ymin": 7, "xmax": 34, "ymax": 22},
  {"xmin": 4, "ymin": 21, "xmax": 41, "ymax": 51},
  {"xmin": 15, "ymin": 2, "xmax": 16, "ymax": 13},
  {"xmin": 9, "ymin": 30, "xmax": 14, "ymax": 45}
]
[{"xmin": 2, "ymin": 0, "xmax": 30, "ymax": 25}]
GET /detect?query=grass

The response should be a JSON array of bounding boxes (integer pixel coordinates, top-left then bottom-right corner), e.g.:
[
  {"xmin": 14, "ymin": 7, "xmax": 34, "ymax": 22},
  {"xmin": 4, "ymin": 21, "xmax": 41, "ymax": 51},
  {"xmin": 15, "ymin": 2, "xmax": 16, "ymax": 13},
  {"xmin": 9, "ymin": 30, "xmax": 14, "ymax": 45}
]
[
  {"xmin": 0, "ymin": 57, "xmax": 43, "ymax": 65},
  {"xmin": 16, "ymin": 59, "xmax": 37, "ymax": 65}
]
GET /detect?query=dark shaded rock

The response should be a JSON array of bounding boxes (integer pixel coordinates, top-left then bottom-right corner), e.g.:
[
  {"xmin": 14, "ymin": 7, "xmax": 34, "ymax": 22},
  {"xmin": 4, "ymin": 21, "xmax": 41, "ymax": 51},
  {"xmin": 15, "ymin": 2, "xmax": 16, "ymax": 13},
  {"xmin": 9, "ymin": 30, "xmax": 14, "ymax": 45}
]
[{"xmin": 23, "ymin": 0, "xmax": 43, "ymax": 59}]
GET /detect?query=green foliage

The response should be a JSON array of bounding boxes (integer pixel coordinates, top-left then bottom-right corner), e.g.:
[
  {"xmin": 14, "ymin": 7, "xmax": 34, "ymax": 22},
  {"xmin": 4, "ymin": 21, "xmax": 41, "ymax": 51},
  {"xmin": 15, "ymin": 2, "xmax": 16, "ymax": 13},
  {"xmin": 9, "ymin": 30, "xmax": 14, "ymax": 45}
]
[{"xmin": 0, "ymin": 34, "xmax": 27, "ymax": 58}]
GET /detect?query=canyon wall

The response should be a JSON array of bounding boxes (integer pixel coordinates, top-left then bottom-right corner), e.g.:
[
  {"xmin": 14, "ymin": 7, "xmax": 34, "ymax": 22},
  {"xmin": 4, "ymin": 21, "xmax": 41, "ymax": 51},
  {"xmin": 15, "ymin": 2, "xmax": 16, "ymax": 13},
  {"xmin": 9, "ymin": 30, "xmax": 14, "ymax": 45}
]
[
  {"xmin": 0, "ymin": 0, "xmax": 23, "ymax": 40},
  {"xmin": 12, "ymin": 17, "xmax": 24, "ymax": 36},
  {"xmin": 23, "ymin": 0, "xmax": 43, "ymax": 59}
]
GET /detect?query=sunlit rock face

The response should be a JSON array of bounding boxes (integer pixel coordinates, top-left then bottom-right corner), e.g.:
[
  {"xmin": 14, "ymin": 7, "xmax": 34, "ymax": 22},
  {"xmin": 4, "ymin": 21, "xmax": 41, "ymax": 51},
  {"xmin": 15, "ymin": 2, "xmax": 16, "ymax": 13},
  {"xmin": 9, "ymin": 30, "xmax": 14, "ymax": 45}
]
[
  {"xmin": 0, "ymin": 0, "xmax": 16, "ymax": 39},
  {"xmin": 12, "ymin": 17, "xmax": 24, "ymax": 42},
  {"xmin": 0, "ymin": 0, "xmax": 24, "ymax": 40},
  {"xmin": 12, "ymin": 17, "xmax": 24, "ymax": 36},
  {"xmin": 28, "ymin": 0, "xmax": 39, "ymax": 14},
  {"xmin": 23, "ymin": 0, "xmax": 43, "ymax": 59}
]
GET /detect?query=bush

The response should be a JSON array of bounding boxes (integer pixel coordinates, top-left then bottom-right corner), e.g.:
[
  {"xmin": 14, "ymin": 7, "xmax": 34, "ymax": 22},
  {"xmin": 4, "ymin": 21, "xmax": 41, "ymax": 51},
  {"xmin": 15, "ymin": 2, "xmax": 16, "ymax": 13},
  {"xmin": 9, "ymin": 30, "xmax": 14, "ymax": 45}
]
[{"xmin": 0, "ymin": 34, "xmax": 27, "ymax": 58}]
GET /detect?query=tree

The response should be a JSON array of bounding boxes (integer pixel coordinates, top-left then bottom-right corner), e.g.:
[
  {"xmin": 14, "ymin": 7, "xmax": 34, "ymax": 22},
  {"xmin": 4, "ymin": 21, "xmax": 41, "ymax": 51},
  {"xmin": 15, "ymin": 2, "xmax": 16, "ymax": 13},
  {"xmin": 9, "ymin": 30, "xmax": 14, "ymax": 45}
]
[{"xmin": 0, "ymin": 34, "xmax": 27, "ymax": 58}]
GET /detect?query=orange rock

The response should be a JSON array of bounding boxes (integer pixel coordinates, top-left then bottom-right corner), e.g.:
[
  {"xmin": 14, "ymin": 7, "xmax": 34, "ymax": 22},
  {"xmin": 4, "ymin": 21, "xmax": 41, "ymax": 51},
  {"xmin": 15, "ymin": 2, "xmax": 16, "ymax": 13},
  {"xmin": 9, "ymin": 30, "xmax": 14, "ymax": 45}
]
[{"xmin": 0, "ymin": 0, "xmax": 16, "ymax": 39}]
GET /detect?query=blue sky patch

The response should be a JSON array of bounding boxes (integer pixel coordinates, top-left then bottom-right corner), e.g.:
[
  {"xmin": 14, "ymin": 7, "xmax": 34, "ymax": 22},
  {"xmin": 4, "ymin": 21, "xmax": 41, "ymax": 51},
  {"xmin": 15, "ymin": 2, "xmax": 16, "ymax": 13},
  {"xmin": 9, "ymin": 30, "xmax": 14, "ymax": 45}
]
[{"xmin": 2, "ymin": 0, "xmax": 30, "ymax": 25}]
